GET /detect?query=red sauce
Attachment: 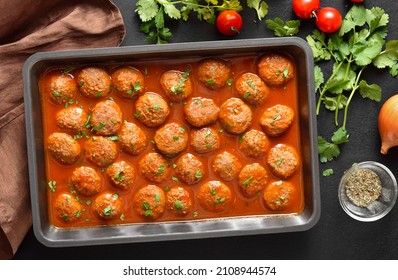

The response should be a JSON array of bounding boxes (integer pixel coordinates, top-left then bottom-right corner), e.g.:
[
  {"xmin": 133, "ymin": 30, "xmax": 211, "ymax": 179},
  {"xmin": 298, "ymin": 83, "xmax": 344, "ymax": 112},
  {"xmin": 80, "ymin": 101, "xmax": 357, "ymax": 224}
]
[{"xmin": 39, "ymin": 54, "xmax": 305, "ymax": 228}]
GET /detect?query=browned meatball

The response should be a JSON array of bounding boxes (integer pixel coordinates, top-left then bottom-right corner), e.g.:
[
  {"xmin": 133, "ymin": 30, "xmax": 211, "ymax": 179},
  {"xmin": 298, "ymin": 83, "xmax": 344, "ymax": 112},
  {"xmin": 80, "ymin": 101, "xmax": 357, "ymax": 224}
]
[
  {"xmin": 56, "ymin": 106, "xmax": 88, "ymax": 135},
  {"xmin": 258, "ymin": 54, "xmax": 295, "ymax": 86},
  {"xmin": 134, "ymin": 185, "xmax": 166, "ymax": 220},
  {"xmin": 90, "ymin": 100, "xmax": 122, "ymax": 136},
  {"xmin": 135, "ymin": 92, "xmax": 170, "ymax": 128},
  {"xmin": 111, "ymin": 67, "xmax": 145, "ymax": 98},
  {"xmin": 197, "ymin": 58, "xmax": 231, "ymax": 90},
  {"xmin": 43, "ymin": 72, "xmax": 77, "ymax": 105},
  {"xmin": 238, "ymin": 163, "xmax": 268, "ymax": 197},
  {"xmin": 197, "ymin": 181, "xmax": 233, "ymax": 212},
  {"xmin": 213, "ymin": 151, "xmax": 242, "ymax": 181},
  {"xmin": 190, "ymin": 127, "xmax": 220, "ymax": 154},
  {"xmin": 85, "ymin": 136, "xmax": 118, "ymax": 167},
  {"xmin": 235, "ymin": 73, "xmax": 270, "ymax": 106},
  {"xmin": 139, "ymin": 152, "xmax": 171, "ymax": 183},
  {"xmin": 47, "ymin": 132, "xmax": 81, "ymax": 165},
  {"xmin": 175, "ymin": 153, "xmax": 205, "ymax": 185},
  {"xmin": 239, "ymin": 129, "xmax": 269, "ymax": 158},
  {"xmin": 54, "ymin": 192, "xmax": 84, "ymax": 222},
  {"xmin": 266, "ymin": 144, "xmax": 299, "ymax": 179},
  {"xmin": 166, "ymin": 186, "xmax": 192, "ymax": 216},
  {"xmin": 154, "ymin": 122, "xmax": 188, "ymax": 156},
  {"xmin": 106, "ymin": 161, "xmax": 136, "ymax": 190},
  {"xmin": 160, "ymin": 70, "xmax": 192, "ymax": 102},
  {"xmin": 93, "ymin": 192, "xmax": 123, "ymax": 220},
  {"xmin": 260, "ymin": 104, "xmax": 294, "ymax": 136},
  {"xmin": 71, "ymin": 166, "xmax": 102, "ymax": 196},
  {"xmin": 184, "ymin": 97, "xmax": 219, "ymax": 127},
  {"xmin": 76, "ymin": 66, "xmax": 112, "ymax": 98},
  {"xmin": 263, "ymin": 181, "xmax": 297, "ymax": 211},
  {"xmin": 118, "ymin": 121, "xmax": 148, "ymax": 155},
  {"xmin": 219, "ymin": 98, "xmax": 252, "ymax": 134}
]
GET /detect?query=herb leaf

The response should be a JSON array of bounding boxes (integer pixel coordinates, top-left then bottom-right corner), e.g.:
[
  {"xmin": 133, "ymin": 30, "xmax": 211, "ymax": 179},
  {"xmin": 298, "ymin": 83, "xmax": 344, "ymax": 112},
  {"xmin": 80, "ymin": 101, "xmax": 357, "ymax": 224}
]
[
  {"xmin": 247, "ymin": 0, "xmax": 269, "ymax": 20},
  {"xmin": 266, "ymin": 18, "xmax": 300, "ymax": 37}
]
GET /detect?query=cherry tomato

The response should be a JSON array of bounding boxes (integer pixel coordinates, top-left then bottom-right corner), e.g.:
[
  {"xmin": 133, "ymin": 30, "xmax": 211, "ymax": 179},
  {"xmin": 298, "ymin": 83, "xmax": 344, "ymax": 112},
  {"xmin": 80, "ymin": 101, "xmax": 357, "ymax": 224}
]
[
  {"xmin": 292, "ymin": 0, "xmax": 320, "ymax": 19},
  {"xmin": 216, "ymin": 10, "xmax": 243, "ymax": 36},
  {"xmin": 350, "ymin": 0, "xmax": 364, "ymax": 2},
  {"xmin": 315, "ymin": 7, "xmax": 343, "ymax": 33}
]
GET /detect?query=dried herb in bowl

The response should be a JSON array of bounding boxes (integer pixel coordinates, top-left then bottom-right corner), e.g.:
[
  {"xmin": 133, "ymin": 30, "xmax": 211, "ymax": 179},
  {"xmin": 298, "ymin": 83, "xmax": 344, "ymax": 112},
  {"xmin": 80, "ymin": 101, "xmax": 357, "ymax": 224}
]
[{"xmin": 344, "ymin": 168, "xmax": 382, "ymax": 207}]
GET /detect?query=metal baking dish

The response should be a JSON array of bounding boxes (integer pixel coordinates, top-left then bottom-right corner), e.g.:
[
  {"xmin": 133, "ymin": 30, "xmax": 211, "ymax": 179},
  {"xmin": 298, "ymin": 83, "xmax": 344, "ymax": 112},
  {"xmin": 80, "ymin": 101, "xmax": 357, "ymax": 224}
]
[{"xmin": 23, "ymin": 38, "xmax": 320, "ymax": 247}]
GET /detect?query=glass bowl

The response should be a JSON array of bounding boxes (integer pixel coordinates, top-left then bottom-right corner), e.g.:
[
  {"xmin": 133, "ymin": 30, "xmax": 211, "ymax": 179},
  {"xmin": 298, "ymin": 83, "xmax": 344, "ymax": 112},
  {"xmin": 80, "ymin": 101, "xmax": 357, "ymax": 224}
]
[{"xmin": 338, "ymin": 161, "xmax": 398, "ymax": 222}]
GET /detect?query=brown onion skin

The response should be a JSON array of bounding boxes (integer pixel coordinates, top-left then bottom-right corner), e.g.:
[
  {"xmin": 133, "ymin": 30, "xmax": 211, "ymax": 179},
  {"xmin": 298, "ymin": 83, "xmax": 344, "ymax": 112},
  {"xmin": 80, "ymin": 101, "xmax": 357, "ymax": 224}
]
[{"xmin": 379, "ymin": 94, "xmax": 398, "ymax": 154}]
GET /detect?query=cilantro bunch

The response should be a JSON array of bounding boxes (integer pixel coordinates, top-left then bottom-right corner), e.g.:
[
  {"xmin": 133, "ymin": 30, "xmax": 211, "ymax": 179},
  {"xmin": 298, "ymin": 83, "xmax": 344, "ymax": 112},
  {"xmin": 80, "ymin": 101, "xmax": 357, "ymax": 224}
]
[
  {"xmin": 135, "ymin": 0, "xmax": 269, "ymax": 44},
  {"xmin": 307, "ymin": 5, "xmax": 398, "ymax": 162}
]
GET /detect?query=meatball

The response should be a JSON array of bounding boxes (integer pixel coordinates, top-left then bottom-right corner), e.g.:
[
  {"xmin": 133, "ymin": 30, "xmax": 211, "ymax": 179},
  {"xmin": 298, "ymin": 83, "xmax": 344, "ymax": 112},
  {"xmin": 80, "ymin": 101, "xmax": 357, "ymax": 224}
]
[
  {"xmin": 106, "ymin": 161, "xmax": 136, "ymax": 190},
  {"xmin": 93, "ymin": 192, "xmax": 123, "ymax": 220},
  {"xmin": 184, "ymin": 97, "xmax": 219, "ymax": 127},
  {"xmin": 90, "ymin": 100, "xmax": 122, "ymax": 136},
  {"xmin": 160, "ymin": 70, "xmax": 193, "ymax": 102},
  {"xmin": 219, "ymin": 98, "xmax": 252, "ymax": 134},
  {"xmin": 238, "ymin": 163, "xmax": 268, "ymax": 197},
  {"xmin": 166, "ymin": 186, "xmax": 192, "ymax": 216},
  {"xmin": 263, "ymin": 181, "xmax": 297, "ymax": 211},
  {"xmin": 239, "ymin": 129, "xmax": 269, "ymax": 158},
  {"xmin": 197, "ymin": 58, "xmax": 231, "ymax": 90},
  {"xmin": 47, "ymin": 132, "xmax": 81, "ymax": 165},
  {"xmin": 139, "ymin": 152, "xmax": 171, "ymax": 183},
  {"xmin": 71, "ymin": 166, "xmax": 102, "ymax": 196},
  {"xmin": 118, "ymin": 121, "xmax": 148, "ymax": 155},
  {"xmin": 235, "ymin": 72, "xmax": 269, "ymax": 106},
  {"xmin": 76, "ymin": 66, "xmax": 112, "ymax": 98},
  {"xmin": 213, "ymin": 151, "xmax": 242, "ymax": 181},
  {"xmin": 56, "ymin": 106, "xmax": 88, "ymax": 135},
  {"xmin": 258, "ymin": 54, "xmax": 295, "ymax": 86},
  {"xmin": 266, "ymin": 144, "xmax": 299, "ymax": 179},
  {"xmin": 134, "ymin": 92, "xmax": 170, "ymax": 128},
  {"xmin": 111, "ymin": 67, "xmax": 145, "ymax": 98},
  {"xmin": 190, "ymin": 127, "xmax": 220, "ymax": 153},
  {"xmin": 175, "ymin": 153, "xmax": 205, "ymax": 185},
  {"xmin": 43, "ymin": 72, "xmax": 77, "ymax": 105},
  {"xmin": 134, "ymin": 185, "xmax": 166, "ymax": 220},
  {"xmin": 154, "ymin": 122, "xmax": 188, "ymax": 156},
  {"xmin": 197, "ymin": 181, "xmax": 233, "ymax": 212},
  {"xmin": 85, "ymin": 136, "xmax": 118, "ymax": 167},
  {"xmin": 54, "ymin": 192, "xmax": 84, "ymax": 222},
  {"xmin": 260, "ymin": 104, "xmax": 294, "ymax": 136}
]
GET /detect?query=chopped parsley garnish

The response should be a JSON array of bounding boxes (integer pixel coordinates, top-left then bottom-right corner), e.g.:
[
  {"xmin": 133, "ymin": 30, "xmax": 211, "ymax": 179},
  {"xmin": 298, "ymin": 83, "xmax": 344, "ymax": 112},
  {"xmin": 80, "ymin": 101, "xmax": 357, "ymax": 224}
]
[
  {"xmin": 226, "ymin": 78, "xmax": 233, "ymax": 86},
  {"xmin": 174, "ymin": 200, "xmax": 184, "ymax": 210},
  {"xmin": 84, "ymin": 114, "xmax": 92, "ymax": 128},
  {"xmin": 112, "ymin": 193, "xmax": 119, "ymax": 200},
  {"xmin": 214, "ymin": 197, "xmax": 226, "ymax": 205},
  {"xmin": 52, "ymin": 91, "xmax": 62, "ymax": 98},
  {"xmin": 103, "ymin": 205, "xmax": 113, "ymax": 216},
  {"xmin": 242, "ymin": 176, "xmax": 253, "ymax": 187},
  {"xmin": 108, "ymin": 135, "xmax": 120, "ymax": 141},
  {"xmin": 173, "ymin": 135, "xmax": 179, "ymax": 141},
  {"xmin": 142, "ymin": 202, "xmax": 150, "ymax": 210},
  {"xmin": 195, "ymin": 170, "xmax": 203, "ymax": 179},
  {"xmin": 243, "ymin": 92, "xmax": 251, "ymax": 99},
  {"xmin": 210, "ymin": 187, "xmax": 216, "ymax": 196},
  {"xmin": 120, "ymin": 213, "xmax": 125, "ymax": 221},
  {"xmin": 91, "ymin": 122, "xmax": 105, "ymax": 131},
  {"xmin": 246, "ymin": 77, "xmax": 256, "ymax": 90},
  {"xmin": 47, "ymin": 180, "xmax": 57, "ymax": 192},
  {"xmin": 154, "ymin": 193, "xmax": 161, "ymax": 202},
  {"xmin": 172, "ymin": 176, "xmax": 179, "ymax": 182},
  {"xmin": 114, "ymin": 171, "xmax": 126, "ymax": 182},
  {"xmin": 276, "ymin": 157, "xmax": 283, "ymax": 167},
  {"xmin": 156, "ymin": 163, "xmax": 166, "ymax": 176}
]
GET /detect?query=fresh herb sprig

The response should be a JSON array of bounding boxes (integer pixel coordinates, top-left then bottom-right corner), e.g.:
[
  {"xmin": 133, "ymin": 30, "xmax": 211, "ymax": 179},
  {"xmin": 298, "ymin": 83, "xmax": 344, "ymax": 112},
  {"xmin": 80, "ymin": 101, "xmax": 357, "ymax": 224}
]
[
  {"xmin": 136, "ymin": 0, "xmax": 243, "ymax": 44},
  {"xmin": 265, "ymin": 18, "xmax": 300, "ymax": 37},
  {"xmin": 307, "ymin": 5, "xmax": 398, "ymax": 162}
]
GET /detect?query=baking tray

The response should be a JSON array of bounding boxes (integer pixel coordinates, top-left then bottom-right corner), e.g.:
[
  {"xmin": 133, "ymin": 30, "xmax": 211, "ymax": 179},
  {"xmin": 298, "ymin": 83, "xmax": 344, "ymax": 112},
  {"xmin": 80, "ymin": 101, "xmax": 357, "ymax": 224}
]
[{"xmin": 23, "ymin": 37, "xmax": 320, "ymax": 247}]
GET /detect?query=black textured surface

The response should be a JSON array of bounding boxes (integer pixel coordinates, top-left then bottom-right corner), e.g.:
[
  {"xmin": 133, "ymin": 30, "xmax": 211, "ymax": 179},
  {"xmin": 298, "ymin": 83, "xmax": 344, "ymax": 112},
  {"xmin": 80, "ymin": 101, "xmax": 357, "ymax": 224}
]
[{"xmin": 14, "ymin": 0, "xmax": 398, "ymax": 259}]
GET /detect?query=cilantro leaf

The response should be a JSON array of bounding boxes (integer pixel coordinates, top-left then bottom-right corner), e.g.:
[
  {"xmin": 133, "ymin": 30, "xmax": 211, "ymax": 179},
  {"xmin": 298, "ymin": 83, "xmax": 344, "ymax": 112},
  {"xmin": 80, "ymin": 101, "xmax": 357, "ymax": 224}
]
[
  {"xmin": 318, "ymin": 136, "xmax": 340, "ymax": 163},
  {"xmin": 314, "ymin": 65, "xmax": 324, "ymax": 93},
  {"xmin": 358, "ymin": 80, "xmax": 382, "ymax": 101},
  {"xmin": 161, "ymin": 0, "xmax": 181, "ymax": 19},
  {"xmin": 247, "ymin": 0, "xmax": 269, "ymax": 20},
  {"xmin": 322, "ymin": 169, "xmax": 334, "ymax": 177},
  {"xmin": 338, "ymin": 4, "xmax": 366, "ymax": 36},
  {"xmin": 266, "ymin": 18, "xmax": 300, "ymax": 37},
  {"xmin": 136, "ymin": 0, "xmax": 159, "ymax": 22},
  {"xmin": 351, "ymin": 36, "xmax": 383, "ymax": 66},
  {"xmin": 331, "ymin": 127, "xmax": 349, "ymax": 145},
  {"xmin": 373, "ymin": 40, "xmax": 398, "ymax": 73},
  {"xmin": 366, "ymin": 7, "xmax": 389, "ymax": 35},
  {"xmin": 306, "ymin": 30, "xmax": 331, "ymax": 62}
]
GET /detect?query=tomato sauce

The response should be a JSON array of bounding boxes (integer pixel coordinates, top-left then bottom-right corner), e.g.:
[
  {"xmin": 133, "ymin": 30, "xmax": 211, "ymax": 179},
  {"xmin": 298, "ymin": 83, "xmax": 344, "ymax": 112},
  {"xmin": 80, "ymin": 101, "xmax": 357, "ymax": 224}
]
[{"xmin": 39, "ymin": 53, "xmax": 305, "ymax": 229}]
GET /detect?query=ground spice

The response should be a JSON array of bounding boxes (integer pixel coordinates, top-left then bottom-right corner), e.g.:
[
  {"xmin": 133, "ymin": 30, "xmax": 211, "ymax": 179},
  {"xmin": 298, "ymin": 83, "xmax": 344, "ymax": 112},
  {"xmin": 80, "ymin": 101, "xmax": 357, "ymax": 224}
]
[{"xmin": 345, "ymin": 168, "xmax": 382, "ymax": 207}]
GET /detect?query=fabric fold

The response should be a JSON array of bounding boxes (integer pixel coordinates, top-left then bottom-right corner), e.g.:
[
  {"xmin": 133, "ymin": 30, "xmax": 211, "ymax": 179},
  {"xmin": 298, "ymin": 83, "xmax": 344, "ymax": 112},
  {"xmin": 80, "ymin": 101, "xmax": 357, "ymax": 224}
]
[{"xmin": 0, "ymin": 0, "xmax": 125, "ymax": 259}]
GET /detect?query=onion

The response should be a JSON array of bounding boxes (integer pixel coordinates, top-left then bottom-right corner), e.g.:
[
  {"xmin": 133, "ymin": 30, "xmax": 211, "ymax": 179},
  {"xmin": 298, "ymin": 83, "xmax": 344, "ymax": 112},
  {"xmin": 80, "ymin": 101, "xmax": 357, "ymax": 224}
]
[{"xmin": 378, "ymin": 94, "xmax": 398, "ymax": 154}]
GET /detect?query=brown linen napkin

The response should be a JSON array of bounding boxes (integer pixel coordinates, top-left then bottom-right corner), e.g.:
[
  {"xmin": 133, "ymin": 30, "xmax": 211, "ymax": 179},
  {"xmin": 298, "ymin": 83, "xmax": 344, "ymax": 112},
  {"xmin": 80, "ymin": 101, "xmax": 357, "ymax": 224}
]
[{"xmin": 0, "ymin": 0, "xmax": 125, "ymax": 259}]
